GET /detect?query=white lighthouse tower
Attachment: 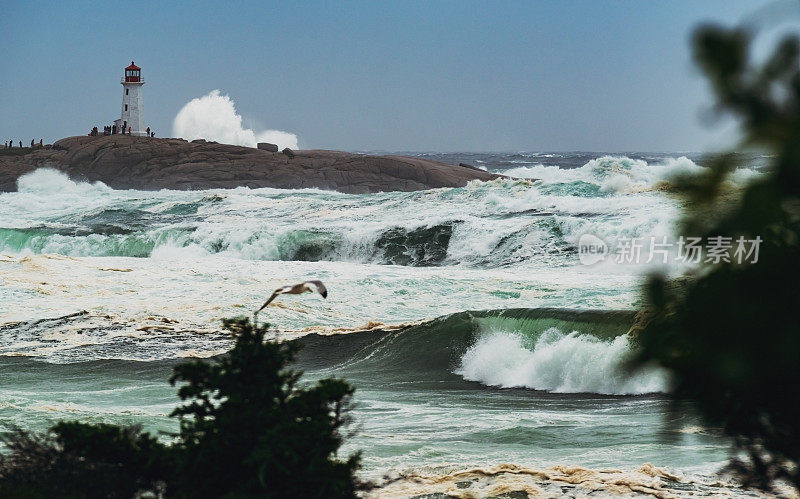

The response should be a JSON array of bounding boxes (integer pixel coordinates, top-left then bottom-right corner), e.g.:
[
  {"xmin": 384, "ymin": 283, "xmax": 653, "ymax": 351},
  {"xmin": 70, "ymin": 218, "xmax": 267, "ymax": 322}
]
[{"xmin": 115, "ymin": 61, "xmax": 146, "ymax": 136}]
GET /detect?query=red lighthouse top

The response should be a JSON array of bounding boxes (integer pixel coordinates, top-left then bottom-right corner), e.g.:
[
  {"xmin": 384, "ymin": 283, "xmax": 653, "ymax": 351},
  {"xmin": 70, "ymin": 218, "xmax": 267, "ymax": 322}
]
[{"xmin": 124, "ymin": 61, "xmax": 142, "ymax": 83}]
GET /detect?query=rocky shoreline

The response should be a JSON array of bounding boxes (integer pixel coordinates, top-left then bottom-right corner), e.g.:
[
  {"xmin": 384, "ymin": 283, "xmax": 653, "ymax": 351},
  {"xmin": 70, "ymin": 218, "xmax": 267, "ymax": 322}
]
[{"xmin": 0, "ymin": 135, "xmax": 502, "ymax": 193}]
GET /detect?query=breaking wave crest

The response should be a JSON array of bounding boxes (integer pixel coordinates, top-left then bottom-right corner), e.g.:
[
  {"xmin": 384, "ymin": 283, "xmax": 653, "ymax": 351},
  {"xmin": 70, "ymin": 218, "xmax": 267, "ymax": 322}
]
[
  {"xmin": 504, "ymin": 155, "xmax": 702, "ymax": 194},
  {"xmin": 0, "ymin": 223, "xmax": 457, "ymax": 266},
  {"xmin": 455, "ymin": 327, "xmax": 667, "ymax": 395},
  {"xmin": 292, "ymin": 308, "xmax": 664, "ymax": 396},
  {"xmin": 16, "ymin": 168, "xmax": 112, "ymax": 196},
  {"xmin": 504, "ymin": 154, "xmax": 759, "ymax": 195},
  {"xmin": 2, "ymin": 306, "xmax": 658, "ymax": 397},
  {"xmin": 1, "ymin": 157, "xmax": 758, "ymax": 268}
]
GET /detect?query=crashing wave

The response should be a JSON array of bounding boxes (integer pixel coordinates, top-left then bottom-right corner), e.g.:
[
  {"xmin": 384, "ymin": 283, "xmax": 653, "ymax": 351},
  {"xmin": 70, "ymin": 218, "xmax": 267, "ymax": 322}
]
[
  {"xmin": 0, "ymin": 160, "xmax": 758, "ymax": 269},
  {"xmin": 292, "ymin": 308, "xmax": 666, "ymax": 396},
  {"xmin": 504, "ymin": 155, "xmax": 705, "ymax": 194},
  {"xmin": 455, "ymin": 327, "xmax": 667, "ymax": 395},
  {"xmin": 2, "ymin": 306, "xmax": 660, "ymax": 397}
]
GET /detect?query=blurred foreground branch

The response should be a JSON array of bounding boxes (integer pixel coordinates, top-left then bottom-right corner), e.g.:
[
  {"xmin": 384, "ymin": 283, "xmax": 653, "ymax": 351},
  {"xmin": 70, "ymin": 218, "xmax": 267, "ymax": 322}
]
[{"xmin": 632, "ymin": 23, "xmax": 800, "ymax": 492}]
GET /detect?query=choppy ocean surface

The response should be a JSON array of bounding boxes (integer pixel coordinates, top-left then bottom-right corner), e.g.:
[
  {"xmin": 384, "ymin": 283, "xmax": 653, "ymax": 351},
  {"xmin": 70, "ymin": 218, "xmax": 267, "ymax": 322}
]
[{"xmin": 0, "ymin": 152, "xmax": 770, "ymax": 496}]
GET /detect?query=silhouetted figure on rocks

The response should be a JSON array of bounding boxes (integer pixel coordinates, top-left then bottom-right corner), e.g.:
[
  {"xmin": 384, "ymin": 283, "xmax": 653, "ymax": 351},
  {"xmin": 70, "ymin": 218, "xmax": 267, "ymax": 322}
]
[
  {"xmin": 112, "ymin": 125, "xmax": 117, "ymax": 135},
  {"xmin": 18, "ymin": 141, "xmax": 21, "ymax": 148},
  {"xmin": 39, "ymin": 139, "xmax": 42, "ymax": 147}
]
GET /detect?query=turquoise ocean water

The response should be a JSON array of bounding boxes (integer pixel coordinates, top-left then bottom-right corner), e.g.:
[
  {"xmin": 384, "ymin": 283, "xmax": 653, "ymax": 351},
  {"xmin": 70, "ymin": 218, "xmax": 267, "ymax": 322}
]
[{"xmin": 0, "ymin": 153, "xmax": 766, "ymax": 496}]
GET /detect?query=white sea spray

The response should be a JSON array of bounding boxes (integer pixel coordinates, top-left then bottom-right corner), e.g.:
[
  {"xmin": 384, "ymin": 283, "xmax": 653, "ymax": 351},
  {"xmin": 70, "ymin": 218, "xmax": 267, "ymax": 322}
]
[
  {"xmin": 172, "ymin": 90, "xmax": 299, "ymax": 149},
  {"xmin": 456, "ymin": 327, "xmax": 669, "ymax": 395}
]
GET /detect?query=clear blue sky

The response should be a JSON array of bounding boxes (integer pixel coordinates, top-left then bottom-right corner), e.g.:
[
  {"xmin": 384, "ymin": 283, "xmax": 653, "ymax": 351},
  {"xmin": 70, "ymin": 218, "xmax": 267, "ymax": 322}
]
[{"xmin": 0, "ymin": 0, "xmax": 788, "ymax": 151}]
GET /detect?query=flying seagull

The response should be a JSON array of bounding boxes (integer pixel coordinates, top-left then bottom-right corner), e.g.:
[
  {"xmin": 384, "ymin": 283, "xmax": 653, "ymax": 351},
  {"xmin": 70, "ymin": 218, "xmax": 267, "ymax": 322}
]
[
  {"xmin": 257, "ymin": 280, "xmax": 328, "ymax": 312},
  {"xmin": 253, "ymin": 280, "xmax": 328, "ymax": 327}
]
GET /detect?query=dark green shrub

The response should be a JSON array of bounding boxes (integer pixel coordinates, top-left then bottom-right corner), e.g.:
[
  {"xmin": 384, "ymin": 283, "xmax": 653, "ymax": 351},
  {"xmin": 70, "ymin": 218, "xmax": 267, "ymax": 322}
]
[{"xmin": 0, "ymin": 318, "xmax": 360, "ymax": 498}]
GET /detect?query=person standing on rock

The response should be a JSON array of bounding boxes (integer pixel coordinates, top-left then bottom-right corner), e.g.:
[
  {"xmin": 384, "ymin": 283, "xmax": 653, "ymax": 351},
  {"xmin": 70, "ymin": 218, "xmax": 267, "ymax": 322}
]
[
  {"xmin": 146, "ymin": 126, "xmax": 150, "ymax": 137},
  {"xmin": 30, "ymin": 139, "xmax": 34, "ymax": 147},
  {"xmin": 18, "ymin": 140, "xmax": 22, "ymax": 148},
  {"xmin": 128, "ymin": 126, "xmax": 131, "ymax": 134},
  {"xmin": 39, "ymin": 139, "xmax": 43, "ymax": 147}
]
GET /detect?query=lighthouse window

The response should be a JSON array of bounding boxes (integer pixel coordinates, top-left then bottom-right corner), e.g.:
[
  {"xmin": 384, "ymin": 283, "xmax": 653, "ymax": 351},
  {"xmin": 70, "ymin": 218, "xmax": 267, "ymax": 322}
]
[
  {"xmin": 125, "ymin": 104, "xmax": 128, "ymax": 111},
  {"xmin": 126, "ymin": 89, "xmax": 129, "ymax": 95}
]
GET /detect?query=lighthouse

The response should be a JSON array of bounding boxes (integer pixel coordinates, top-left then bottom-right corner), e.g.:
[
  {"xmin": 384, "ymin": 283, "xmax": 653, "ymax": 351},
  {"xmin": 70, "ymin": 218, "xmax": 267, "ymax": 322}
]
[{"xmin": 114, "ymin": 61, "xmax": 146, "ymax": 136}]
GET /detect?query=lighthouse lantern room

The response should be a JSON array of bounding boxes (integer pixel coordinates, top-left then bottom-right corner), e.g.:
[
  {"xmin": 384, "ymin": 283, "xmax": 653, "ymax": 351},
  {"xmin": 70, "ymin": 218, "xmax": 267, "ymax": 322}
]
[{"xmin": 115, "ymin": 61, "xmax": 146, "ymax": 136}]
